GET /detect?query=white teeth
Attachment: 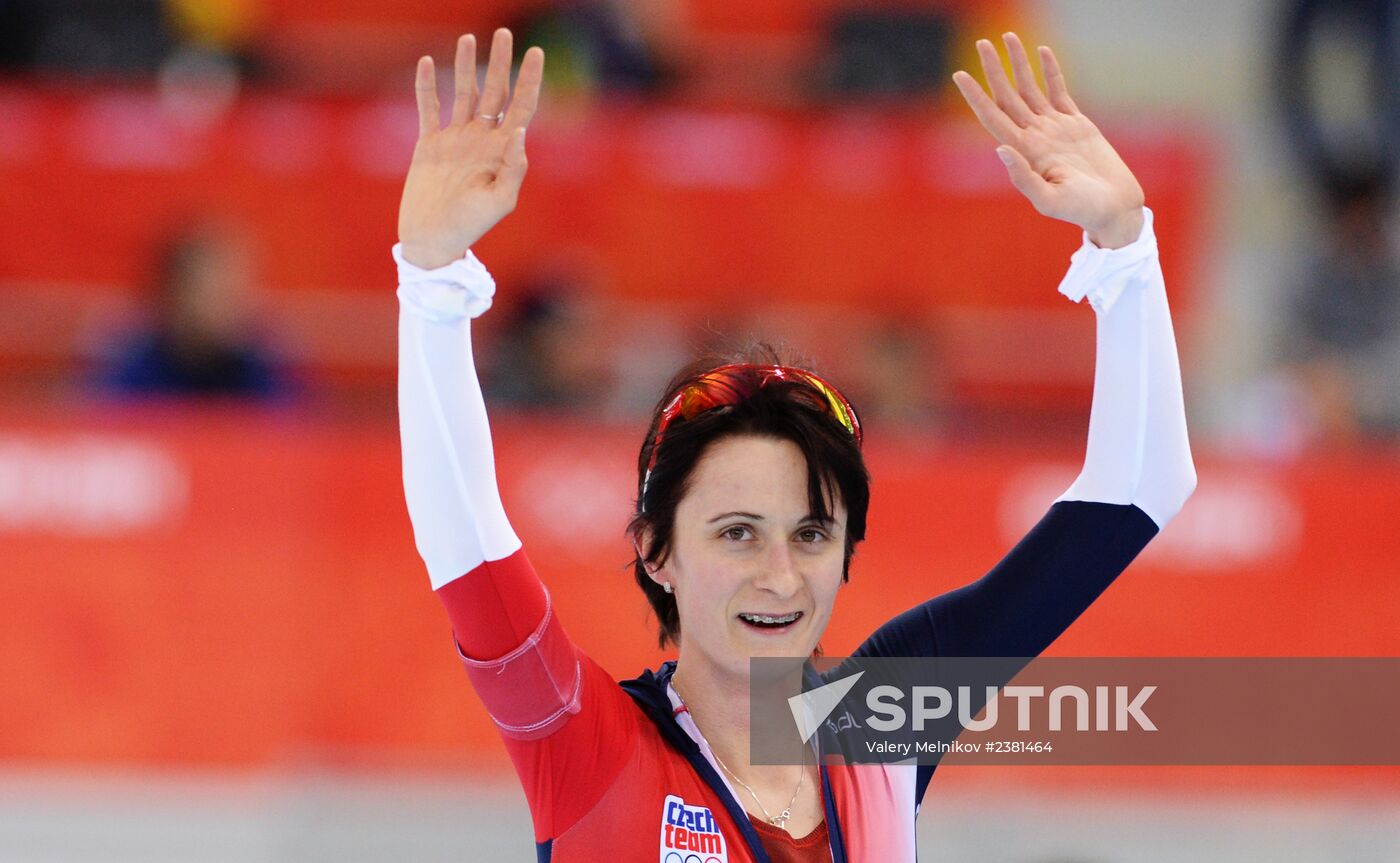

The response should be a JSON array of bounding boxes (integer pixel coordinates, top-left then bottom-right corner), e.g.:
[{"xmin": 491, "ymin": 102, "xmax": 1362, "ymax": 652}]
[{"xmin": 740, "ymin": 612, "xmax": 800, "ymax": 625}]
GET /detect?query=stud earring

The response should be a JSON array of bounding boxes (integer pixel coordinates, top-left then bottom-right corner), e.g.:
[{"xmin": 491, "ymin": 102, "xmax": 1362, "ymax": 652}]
[{"xmin": 663, "ymin": 583, "xmax": 673, "ymax": 594}]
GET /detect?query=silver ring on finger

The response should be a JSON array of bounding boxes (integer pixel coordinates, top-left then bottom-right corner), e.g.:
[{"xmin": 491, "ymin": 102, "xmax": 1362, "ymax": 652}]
[{"xmin": 479, "ymin": 111, "xmax": 504, "ymax": 125}]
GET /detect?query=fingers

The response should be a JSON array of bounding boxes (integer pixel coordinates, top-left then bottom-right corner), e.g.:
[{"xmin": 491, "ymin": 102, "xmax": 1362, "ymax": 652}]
[
  {"xmin": 450, "ymin": 34, "xmax": 479, "ymax": 126},
  {"xmin": 995, "ymin": 145, "xmax": 1053, "ymax": 210},
  {"xmin": 475, "ymin": 28, "xmax": 514, "ymax": 125},
  {"xmin": 502, "ymin": 46, "xmax": 545, "ymax": 131},
  {"xmin": 952, "ymin": 69, "xmax": 1021, "ymax": 146},
  {"xmin": 1038, "ymin": 45, "xmax": 1079, "ymax": 114},
  {"xmin": 1002, "ymin": 33, "xmax": 1051, "ymax": 114},
  {"xmin": 415, "ymin": 56, "xmax": 441, "ymax": 138},
  {"xmin": 494, "ymin": 127, "xmax": 529, "ymax": 208},
  {"xmin": 975, "ymin": 38, "xmax": 1035, "ymax": 126}
]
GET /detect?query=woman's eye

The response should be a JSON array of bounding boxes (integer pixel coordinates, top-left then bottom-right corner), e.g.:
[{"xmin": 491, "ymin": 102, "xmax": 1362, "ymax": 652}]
[
  {"xmin": 797, "ymin": 528, "xmax": 829, "ymax": 542},
  {"xmin": 721, "ymin": 525, "xmax": 751, "ymax": 541}
]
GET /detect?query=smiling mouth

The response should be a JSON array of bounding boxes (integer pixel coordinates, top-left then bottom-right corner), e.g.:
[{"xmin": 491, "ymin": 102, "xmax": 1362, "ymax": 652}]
[{"xmin": 737, "ymin": 611, "xmax": 803, "ymax": 630}]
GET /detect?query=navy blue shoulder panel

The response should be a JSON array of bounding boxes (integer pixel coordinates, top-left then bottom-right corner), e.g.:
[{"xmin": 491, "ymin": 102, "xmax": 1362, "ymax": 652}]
[
  {"xmin": 535, "ymin": 839, "xmax": 551, "ymax": 862},
  {"xmin": 853, "ymin": 500, "xmax": 1157, "ymax": 661},
  {"xmin": 845, "ymin": 501, "xmax": 1159, "ymax": 805}
]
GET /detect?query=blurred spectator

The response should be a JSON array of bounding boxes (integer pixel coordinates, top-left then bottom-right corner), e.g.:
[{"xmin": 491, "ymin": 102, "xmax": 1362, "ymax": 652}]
[
  {"xmin": 1272, "ymin": 0, "xmax": 1400, "ymax": 444},
  {"xmin": 1277, "ymin": 169, "xmax": 1400, "ymax": 443},
  {"xmin": 812, "ymin": 5, "xmax": 955, "ymax": 101},
  {"xmin": 481, "ymin": 271, "xmax": 615, "ymax": 413},
  {"xmin": 94, "ymin": 220, "xmax": 294, "ymax": 401},
  {"xmin": 512, "ymin": 0, "xmax": 693, "ymax": 97},
  {"xmin": 1276, "ymin": 0, "xmax": 1400, "ymax": 196},
  {"xmin": 1290, "ymin": 169, "xmax": 1398, "ymax": 360},
  {"xmin": 0, "ymin": 0, "xmax": 261, "ymax": 79},
  {"xmin": 0, "ymin": 0, "xmax": 172, "ymax": 75},
  {"xmin": 847, "ymin": 316, "xmax": 945, "ymax": 430}
]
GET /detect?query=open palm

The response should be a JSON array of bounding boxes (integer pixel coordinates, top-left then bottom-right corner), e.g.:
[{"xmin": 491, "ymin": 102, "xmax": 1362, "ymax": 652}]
[
  {"xmin": 398, "ymin": 29, "xmax": 545, "ymax": 269},
  {"xmin": 953, "ymin": 33, "xmax": 1144, "ymax": 249}
]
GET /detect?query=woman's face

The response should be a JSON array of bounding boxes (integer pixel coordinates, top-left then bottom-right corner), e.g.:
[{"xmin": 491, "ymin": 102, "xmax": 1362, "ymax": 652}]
[{"xmin": 656, "ymin": 434, "xmax": 847, "ymax": 680}]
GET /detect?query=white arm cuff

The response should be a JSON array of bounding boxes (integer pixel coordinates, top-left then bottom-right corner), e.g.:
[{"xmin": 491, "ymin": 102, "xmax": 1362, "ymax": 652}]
[
  {"xmin": 393, "ymin": 243, "xmax": 497, "ymax": 322},
  {"xmin": 1057, "ymin": 208, "xmax": 1157, "ymax": 315}
]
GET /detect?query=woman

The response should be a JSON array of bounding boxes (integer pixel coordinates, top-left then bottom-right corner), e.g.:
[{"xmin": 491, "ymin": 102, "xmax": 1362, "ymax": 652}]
[{"xmin": 395, "ymin": 28, "xmax": 1195, "ymax": 863}]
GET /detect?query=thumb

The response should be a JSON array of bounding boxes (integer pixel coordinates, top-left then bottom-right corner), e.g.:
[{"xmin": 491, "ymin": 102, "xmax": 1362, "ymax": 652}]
[
  {"xmin": 494, "ymin": 127, "xmax": 528, "ymax": 205},
  {"xmin": 995, "ymin": 146, "xmax": 1053, "ymax": 209}
]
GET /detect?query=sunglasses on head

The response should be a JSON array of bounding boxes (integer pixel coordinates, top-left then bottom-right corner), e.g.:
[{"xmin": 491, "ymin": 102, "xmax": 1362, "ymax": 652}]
[{"xmin": 641, "ymin": 363, "xmax": 862, "ymax": 505}]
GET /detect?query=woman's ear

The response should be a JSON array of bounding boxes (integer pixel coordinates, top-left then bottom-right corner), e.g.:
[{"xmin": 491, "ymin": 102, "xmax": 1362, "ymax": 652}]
[
  {"xmin": 633, "ymin": 529, "xmax": 675, "ymax": 596},
  {"xmin": 631, "ymin": 530, "xmax": 659, "ymax": 576}
]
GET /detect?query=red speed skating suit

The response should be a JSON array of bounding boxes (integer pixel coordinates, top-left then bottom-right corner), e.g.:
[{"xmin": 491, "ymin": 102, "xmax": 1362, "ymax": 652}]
[{"xmin": 395, "ymin": 209, "xmax": 1195, "ymax": 862}]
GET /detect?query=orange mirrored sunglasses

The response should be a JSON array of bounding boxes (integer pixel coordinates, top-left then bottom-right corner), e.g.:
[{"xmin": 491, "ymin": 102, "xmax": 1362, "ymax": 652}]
[{"xmin": 643, "ymin": 363, "xmax": 862, "ymax": 492}]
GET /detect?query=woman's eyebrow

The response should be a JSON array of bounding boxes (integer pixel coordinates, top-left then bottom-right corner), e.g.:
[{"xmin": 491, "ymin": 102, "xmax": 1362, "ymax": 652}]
[
  {"xmin": 707, "ymin": 511, "xmax": 764, "ymax": 523},
  {"xmin": 705, "ymin": 511, "xmax": 836, "ymax": 526}
]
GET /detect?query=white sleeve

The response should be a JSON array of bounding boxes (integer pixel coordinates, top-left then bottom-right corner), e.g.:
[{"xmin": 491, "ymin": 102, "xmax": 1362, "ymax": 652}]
[
  {"xmin": 1053, "ymin": 208, "xmax": 1197, "ymax": 529},
  {"xmin": 394, "ymin": 243, "xmax": 522, "ymax": 589}
]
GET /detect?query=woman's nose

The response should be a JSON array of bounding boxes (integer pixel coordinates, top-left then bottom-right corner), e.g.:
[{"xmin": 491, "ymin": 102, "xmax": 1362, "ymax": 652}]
[{"xmin": 752, "ymin": 542, "xmax": 802, "ymax": 597}]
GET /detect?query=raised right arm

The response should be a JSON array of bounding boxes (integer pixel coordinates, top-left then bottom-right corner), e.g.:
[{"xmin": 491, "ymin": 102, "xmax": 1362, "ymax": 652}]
[
  {"xmin": 396, "ymin": 28, "xmax": 572, "ymax": 704},
  {"xmin": 395, "ymin": 32, "xmax": 638, "ymax": 846},
  {"xmin": 396, "ymin": 244, "xmax": 547, "ymax": 656}
]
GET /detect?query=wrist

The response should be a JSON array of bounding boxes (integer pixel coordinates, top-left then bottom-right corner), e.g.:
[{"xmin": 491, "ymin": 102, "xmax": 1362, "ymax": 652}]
[
  {"xmin": 1085, "ymin": 207, "xmax": 1145, "ymax": 250},
  {"xmin": 398, "ymin": 242, "xmax": 464, "ymax": 271}
]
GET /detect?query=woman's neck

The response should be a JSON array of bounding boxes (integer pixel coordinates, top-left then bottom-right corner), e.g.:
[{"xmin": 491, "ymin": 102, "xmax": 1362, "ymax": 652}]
[
  {"xmin": 671, "ymin": 656, "xmax": 823, "ymax": 836},
  {"xmin": 670, "ymin": 657, "xmax": 808, "ymax": 775}
]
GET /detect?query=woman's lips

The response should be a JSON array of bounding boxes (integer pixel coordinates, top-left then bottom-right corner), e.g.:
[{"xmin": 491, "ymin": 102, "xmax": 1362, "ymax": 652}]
[{"xmin": 736, "ymin": 611, "xmax": 804, "ymax": 633}]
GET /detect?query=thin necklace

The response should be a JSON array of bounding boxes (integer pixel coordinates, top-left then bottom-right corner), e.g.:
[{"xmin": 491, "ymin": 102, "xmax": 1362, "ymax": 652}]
[
  {"xmin": 711, "ymin": 741, "xmax": 804, "ymax": 829},
  {"xmin": 672, "ymin": 676, "xmax": 805, "ymax": 830}
]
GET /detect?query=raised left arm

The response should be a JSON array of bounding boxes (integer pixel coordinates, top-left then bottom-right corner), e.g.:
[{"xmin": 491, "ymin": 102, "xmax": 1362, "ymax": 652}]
[
  {"xmin": 1053, "ymin": 207, "xmax": 1196, "ymax": 528},
  {"xmin": 851, "ymin": 36, "xmax": 1194, "ymax": 664},
  {"xmin": 852, "ymin": 214, "xmax": 1193, "ymax": 662},
  {"xmin": 953, "ymin": 32, "xmax": 1195, "ymax": 526}
]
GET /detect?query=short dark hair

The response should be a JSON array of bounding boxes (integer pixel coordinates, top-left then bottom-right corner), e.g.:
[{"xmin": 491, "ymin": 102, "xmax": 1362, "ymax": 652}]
[{"xmin": 625, "ymin": 344, "xmax": 871, "ymax": 648}]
